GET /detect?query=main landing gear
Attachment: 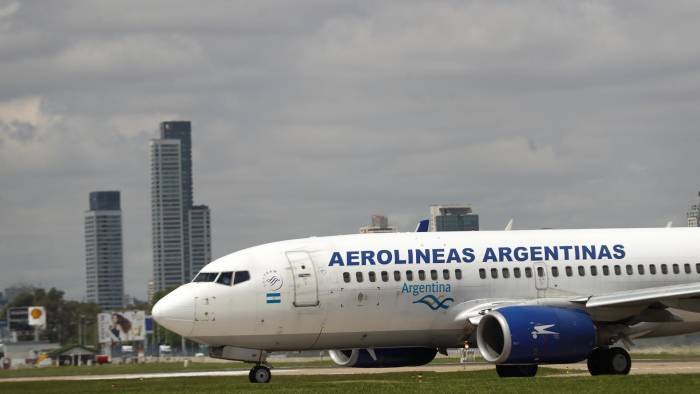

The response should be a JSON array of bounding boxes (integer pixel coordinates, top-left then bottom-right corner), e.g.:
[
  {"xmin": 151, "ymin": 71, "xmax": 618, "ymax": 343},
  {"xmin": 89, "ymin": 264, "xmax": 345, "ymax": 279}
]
[
  {"xmin": 248, "ymin": 365, "xmax": 272, "ymax": 383},
  {"xmin": 587, "ymin": 347, "xmax": 631, "ymax": 376},
  {"xmin": 496, "ymin": 364, "xmax": 538, "ymax": 377}
]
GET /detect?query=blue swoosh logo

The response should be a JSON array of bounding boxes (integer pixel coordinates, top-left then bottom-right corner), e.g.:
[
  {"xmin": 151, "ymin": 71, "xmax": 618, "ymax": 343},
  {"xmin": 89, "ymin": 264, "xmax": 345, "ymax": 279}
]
[{"xmin": 412, "ymin": 294, "xmax": 454, "ymax": 310}]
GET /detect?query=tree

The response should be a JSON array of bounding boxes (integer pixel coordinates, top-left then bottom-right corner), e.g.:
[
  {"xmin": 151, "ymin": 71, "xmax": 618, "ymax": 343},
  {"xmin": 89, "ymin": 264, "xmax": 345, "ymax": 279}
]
[{"xmin": 0, "ymin": 287, "xmax": 102, "ymax": 345}]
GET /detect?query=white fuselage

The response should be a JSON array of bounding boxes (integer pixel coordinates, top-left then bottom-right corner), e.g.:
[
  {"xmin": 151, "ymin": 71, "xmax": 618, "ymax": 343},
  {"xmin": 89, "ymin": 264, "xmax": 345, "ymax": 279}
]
[{"xmin": 153, "ymin": 228, "xmax": 700, "ymax": 351}]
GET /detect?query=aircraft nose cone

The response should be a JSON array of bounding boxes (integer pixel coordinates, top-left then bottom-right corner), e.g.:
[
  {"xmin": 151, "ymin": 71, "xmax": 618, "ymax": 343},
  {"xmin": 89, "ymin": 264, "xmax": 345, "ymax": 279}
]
[{"xmin": 152, "ymin": 286, "xmax": 195, "ymax": 336}]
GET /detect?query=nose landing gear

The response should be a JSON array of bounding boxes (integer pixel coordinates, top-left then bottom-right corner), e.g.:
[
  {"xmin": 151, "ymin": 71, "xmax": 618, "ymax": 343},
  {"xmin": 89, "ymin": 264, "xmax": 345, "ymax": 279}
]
[{"xmin": 249, "ymin": 365, "xmax": 272, "ymax": 383}]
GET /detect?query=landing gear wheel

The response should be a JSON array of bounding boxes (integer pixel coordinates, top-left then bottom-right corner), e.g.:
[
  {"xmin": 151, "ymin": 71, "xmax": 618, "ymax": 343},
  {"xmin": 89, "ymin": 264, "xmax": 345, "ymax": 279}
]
[
  {"xmin": 607, "ymin": 347, "xmax": 631, "ymax": 375},
  {"xmin": 248, "ymin": 365, "xmax": 271, "ymax": 383},
  {"xmin": 587, "ymin": 348, "xmax": 607, "ymax": 376},
  {"xmin": 587, "ymin": 347, "xmax": 631, "ymax": 376},
  {"xmin": 496, "ymin": 364, "xmax": 538, "ymax": 377}
]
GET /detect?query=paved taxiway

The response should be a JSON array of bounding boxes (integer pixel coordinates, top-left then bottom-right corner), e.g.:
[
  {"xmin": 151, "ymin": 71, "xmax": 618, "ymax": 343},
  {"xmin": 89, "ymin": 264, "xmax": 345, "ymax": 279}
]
[{"xmin": 2, "ymin": 360, "xmax": 700, "ymax": 383}]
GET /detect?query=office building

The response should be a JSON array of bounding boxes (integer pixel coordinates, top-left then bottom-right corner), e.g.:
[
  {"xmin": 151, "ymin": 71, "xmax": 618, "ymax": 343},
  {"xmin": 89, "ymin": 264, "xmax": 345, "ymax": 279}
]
[
  {"xmin": 85, "ymin": 191, "xmax": 124, "ymax": 310},
  {"xmin": 429, "ymin": 204, "xmax": 479, "ymax": 232},
  {"xmin": 359, "ymin": 215, "xmax": 397, "ymax": 233},
  {"xmin": 150, "ymin": 121, "xmax": 212, "ymax": 291},
  {"xmin": 189, "ymin": 205, "xmax": 212, "ymax": 276},
  {"xmin": 688, "ymin": 192, "xmax": 700, "ymax": 227}
]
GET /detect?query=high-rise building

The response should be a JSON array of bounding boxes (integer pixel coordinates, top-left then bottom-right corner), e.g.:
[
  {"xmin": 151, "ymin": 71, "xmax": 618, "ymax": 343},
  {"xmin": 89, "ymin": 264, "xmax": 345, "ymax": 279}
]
[
  {"xmin": 150, "ymin": 121, "xmax": 212, "ymax": 292},
  {"xmin": 429, "ymin": 204, "xmax": 479, "ymax": 232},
  {"xmin": 189, "ymin": 205, "xmax": 212, "ymax": 276},
  {"xmin": 359, "ymin": 214, "xmax": 397, "ymax": 233},
  {"xmin": 687, "ymin": 192, "xmax": 700, "ymax": 227},
  {"xmin": 85, "ymin": 191, "xmax": 124, "ymax": 310}
]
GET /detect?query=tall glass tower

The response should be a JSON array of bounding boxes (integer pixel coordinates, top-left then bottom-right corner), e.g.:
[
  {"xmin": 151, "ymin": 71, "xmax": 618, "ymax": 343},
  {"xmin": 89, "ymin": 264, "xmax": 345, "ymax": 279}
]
[
  {"xmin": 150, "ymin": 121, "xmax": 211, "ymax": 292},
  {"xmin": 85, "ymin": 191, "xmax": 124, "ymax": 310}
]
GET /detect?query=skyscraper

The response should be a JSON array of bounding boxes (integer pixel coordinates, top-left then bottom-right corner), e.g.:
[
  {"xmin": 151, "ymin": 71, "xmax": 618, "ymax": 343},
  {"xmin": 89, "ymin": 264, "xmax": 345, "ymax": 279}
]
[
  {"xmin": 150, "ymin": 121, "xmax": 212, "ymax": 292},
  {"xmin": 85, "ymin": 191, "xmax": 124, "ymax": 310},
  {"xmin": 189, "ymin": 205, "xmax": 212, "ymax": 275},
  {"xmin": 429, "ymin": 204, "xmax": 479, "ymax": 232}
]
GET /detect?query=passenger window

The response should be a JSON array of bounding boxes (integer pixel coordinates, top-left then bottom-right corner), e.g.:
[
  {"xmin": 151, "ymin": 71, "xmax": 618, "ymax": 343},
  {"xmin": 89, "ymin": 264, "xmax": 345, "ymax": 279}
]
[
  {"xmin": 537, "ymin": 266, "xmax": 544, "ymax": 277},
  {"xmin": 650, "ymin": 264, "xmax": 656, "ymax": 275},
  {"xmin": 394, "ymin": 271, "xmax": 401, "ymax": 281},
  {"xmin": 356, "ymin": 272, "xmax": 363, "ymax": 283},
  {"xmin": 381, "ymin": 271, "xmax": 389, "ymax": 282},
  {"xmin": 513, "ymin": 267, "xmax": 521, "ymax": 278},
  {"xmin": 479, "ymin": 268, "xmax": 486, "ymax": 279},
  {"xmin": 551, "ymin": 266, "xmax": 559, "ymax": 277},
  {"xmin": 602, "ymin": 266, "xmax": 610, "ymax": 276},
  {"xmin": 233, "ymin": 271, "xmax": 250, "ymax": 284},
  {"xmin": 502, "ymin": 268, "xmax": 510, "ymax": 279},
  {"xmin": 638, "ymin": 265, "xmax": 645, "ymax": 275},
  {"xmin": 525, "ymin": 267, "xmax": 533, "ymax": 278},
  {"xmin": 696, "ymin": 263, "xmax": 700, "ymax": 274},
  {"xmin": 565, "ymin": 266, "xmax": 573, "ymax": 277},
  {"xmin": 430, "ymin": 270, "xmax": 438, "ymax": 280},
  {"xmin": 443, "ymin": 269, "xmax": 450, "ymax": 280},
  {"xmin": 369, "ymin": 271, "xmax": 376, "ymax": 282},
  {"xmin": 418, "ymin": 270, "xmax": 426, "ymax": 281},
  {"xmin": 455, "ymin": 269, "xmax": 463, "ymax": 280},
  {"xmin": 193, "ymin": 272, "xmax": 218, "ymax": 282},
  {"xmin": 685, "ymin": 264, "xmax": 691, "ymax": 274},
  {"xmin": 614, "ymin": 265, "xmax": 621, "ymax": 275},
  {"xmin": 626, "ymin": 265, "xmax": 633, "ymax": 275},
  {"xmin": 216, "ymin": 272, "xmax": 233, "ymax": 286},
  {"xmin": 673, "ymin": 264, "xmax": 680, "ymax": 274},
  {"xmin": 406, "ymin": 271, "xmax": 414, "ymax": 281},
  {"xmin": 491, "ymin": 268, "xmax": 498, "ymax": 279},
  {"xmin": 578, "ymin": 266, "xmax": 585, "ymax": 276},
  {"xmin": 590, "ymin": 266, "xmax": 597, "ymax": 276},
  {"xmin": 661, "ymin": 264, "xmax": 668, "ymax": 274},
  {"xmin": 343, "ymin": 272, "xmax": 351, "ymax": 283}
]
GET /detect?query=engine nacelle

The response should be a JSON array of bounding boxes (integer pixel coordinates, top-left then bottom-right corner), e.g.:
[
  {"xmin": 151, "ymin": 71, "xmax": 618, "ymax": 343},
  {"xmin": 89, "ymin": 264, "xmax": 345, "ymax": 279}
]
[
  {"xmin": 328, "ymin": 347, "xmax": 437, "ymax": 368},
  {"xmin": 476, "ymin": 306, "xmax": 595, "ymax": 364}
]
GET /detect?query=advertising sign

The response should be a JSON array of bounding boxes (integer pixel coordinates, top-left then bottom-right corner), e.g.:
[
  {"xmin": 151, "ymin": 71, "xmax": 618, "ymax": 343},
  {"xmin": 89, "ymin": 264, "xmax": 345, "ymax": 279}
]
[
  {"xmin": 97, "ymin": 311, "xmax": 145, "ymax": 343},
  {"xmin": 27, "ymin": 306, "xmax": 46, "ymax": 327}
]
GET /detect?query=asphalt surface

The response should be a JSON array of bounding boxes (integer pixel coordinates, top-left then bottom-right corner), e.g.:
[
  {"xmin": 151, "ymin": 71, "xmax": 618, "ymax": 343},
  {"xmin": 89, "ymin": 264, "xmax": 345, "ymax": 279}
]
[{"xmin": 2, "ymin": 360, "xmax": 700, "ymax": 383}]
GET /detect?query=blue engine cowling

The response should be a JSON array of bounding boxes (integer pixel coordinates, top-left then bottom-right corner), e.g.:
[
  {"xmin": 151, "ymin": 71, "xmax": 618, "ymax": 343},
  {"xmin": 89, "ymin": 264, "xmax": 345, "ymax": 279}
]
[
  {"xmin": 328, "ymin": 347, "xmax": 437, "ymax": 368},
  {"xmin": 476, "ymin": 306, "xmax": 596, "ymax": 364}
]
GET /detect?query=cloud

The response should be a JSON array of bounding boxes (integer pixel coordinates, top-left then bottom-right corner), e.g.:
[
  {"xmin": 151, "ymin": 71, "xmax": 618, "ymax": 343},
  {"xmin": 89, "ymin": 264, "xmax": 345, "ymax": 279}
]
[{"xmin": 1, "ymin": 1, "xmax": 700, "ymax": 299}]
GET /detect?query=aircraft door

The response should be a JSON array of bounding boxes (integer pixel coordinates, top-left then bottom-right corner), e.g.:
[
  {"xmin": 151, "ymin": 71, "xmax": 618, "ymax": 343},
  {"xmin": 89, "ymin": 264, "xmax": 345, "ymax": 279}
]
[{"xmin": 286, "ymin": 251, "xmax": 320, "ymax": 307}]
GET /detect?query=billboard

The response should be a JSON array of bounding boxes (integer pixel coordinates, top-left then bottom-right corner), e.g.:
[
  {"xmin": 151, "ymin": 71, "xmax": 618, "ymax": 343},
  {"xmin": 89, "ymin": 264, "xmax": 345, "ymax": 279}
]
[{"xmin": 97, "ymin": 311, "xmax": 145, "ymax": 343}]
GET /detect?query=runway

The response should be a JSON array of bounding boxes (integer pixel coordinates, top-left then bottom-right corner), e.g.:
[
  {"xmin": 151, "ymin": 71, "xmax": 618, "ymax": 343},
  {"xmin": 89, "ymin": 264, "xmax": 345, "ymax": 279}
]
[{"xmin": 2, "ymin": 360, "xmax": 700, "ymax": 383}]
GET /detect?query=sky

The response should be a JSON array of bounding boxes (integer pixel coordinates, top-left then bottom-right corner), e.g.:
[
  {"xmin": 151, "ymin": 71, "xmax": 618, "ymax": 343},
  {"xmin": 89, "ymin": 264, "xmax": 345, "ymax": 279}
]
[{"xmin": 2, "ymin": 1, "xmax": 700, "ymax": 301}]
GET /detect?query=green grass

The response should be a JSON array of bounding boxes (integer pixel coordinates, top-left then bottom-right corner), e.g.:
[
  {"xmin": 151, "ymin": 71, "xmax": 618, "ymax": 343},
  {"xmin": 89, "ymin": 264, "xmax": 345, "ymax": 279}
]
[{"xmin": 1, "ymin": 369, "xmax": 700, "ymax": 394}]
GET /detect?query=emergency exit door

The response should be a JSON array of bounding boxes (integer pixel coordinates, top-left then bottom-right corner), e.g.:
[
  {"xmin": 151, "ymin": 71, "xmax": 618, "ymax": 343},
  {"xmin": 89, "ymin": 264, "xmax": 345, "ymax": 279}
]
[{"xmin": 286, "ymin": 251, "xmax": 319, "ymax": 307}]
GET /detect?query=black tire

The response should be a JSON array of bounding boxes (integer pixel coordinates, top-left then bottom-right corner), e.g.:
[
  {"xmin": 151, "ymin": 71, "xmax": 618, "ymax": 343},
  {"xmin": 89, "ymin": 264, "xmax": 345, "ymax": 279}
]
[
  {"xmin": 249, "ymin": 366, "xmax": 271, "ymax": 383},
  {"xmin": 496, "ymin": 364, "xmax": 538, "ymax": 377},
  {"xmin": 587, "ymin": 348, "xmax": 607, "ymax": 376},
  {"xmin": 607, "ymin": 348, "xmax": 631, "ymax": 375}
]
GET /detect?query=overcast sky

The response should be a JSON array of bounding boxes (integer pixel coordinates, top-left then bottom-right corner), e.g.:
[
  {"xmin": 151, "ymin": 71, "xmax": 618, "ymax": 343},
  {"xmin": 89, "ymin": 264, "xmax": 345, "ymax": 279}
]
[{"xmin": 2, "ymin": 1, "xmax": 700, "ymax": 300}]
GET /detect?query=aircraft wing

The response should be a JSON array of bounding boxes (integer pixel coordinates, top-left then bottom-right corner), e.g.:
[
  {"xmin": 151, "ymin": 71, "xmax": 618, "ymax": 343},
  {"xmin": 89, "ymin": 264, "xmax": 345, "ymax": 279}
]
[
  {"xmin": 454, "ymin": 282, "xmax": 700, "ymax": 329},
  {"xmin": 576, "ymin": 282, "xmax": 700, "ymax": 309}
]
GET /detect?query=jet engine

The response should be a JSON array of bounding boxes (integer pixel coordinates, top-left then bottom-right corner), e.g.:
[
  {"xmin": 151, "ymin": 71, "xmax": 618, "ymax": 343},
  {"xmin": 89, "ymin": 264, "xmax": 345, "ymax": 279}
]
[
  {"xmin": 476, "ymin": 306, "xmax": 596, "ymax": 364},
  {"xmin": 328, "ymin": 347, "xmax": 437, "ymax": 368}
]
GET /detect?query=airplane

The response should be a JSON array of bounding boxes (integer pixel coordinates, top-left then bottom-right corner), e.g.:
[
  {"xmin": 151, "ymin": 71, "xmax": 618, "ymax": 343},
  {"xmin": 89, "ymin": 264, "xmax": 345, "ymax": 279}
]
[{"xmin": 152, "ymin": 227, "xmax": 700, "ymax": 383}]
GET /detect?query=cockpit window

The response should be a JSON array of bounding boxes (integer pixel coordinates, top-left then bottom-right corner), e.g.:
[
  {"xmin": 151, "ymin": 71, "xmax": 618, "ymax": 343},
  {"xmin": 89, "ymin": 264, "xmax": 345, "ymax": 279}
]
[
  {"xmin": 193, "ymin": 272, "xmax": 218, "ymax": 282},
  {"xmin": 234, "ymin": 271, "xmax": 250, "ymax": 285},
  {"xmin": 216, "ymin": 272, "xmax": 233, "ymax": 286}
]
